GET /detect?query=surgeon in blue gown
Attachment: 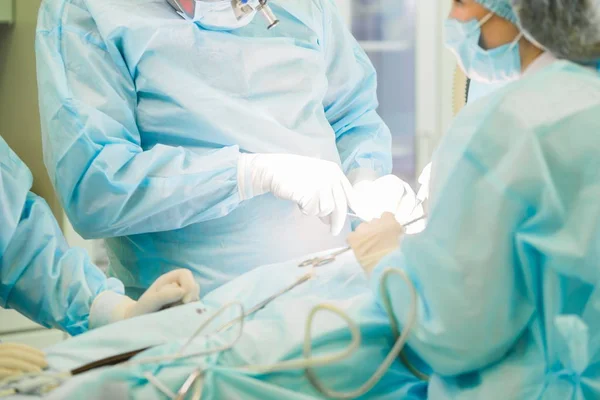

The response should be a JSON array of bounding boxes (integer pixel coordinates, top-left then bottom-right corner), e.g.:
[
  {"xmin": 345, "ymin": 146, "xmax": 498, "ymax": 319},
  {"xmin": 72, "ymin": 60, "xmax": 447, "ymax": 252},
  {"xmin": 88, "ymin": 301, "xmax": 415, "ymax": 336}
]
[
  {"xmin": 35, "ymin": 0, "xmax": 396, "ymax": 298},
  {"xmin": 0, "ymin": 136, "xmax": 199, "ymax": 378},
  {"xmin": 349, "ymin": 0, "xmax": 600, "ymax": 398}
]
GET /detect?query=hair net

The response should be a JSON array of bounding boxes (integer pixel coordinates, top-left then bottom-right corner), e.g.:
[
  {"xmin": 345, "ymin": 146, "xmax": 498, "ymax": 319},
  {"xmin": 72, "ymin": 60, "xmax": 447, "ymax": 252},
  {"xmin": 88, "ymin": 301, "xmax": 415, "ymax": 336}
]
[
  {"xmin": 512, "ymin": 0, "xmax": 600, "ymax": 62},
  {"xmin": 475, "ymin": 0, "xmax": 518, "ymax": 23}
]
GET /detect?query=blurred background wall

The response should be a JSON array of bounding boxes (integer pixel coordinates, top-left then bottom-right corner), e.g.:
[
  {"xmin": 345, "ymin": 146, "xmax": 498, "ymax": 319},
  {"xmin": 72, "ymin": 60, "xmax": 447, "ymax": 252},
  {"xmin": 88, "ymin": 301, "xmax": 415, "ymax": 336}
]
[{"xmin": 0, "ymin": 0, "xmax": 61, "ymax": 220}]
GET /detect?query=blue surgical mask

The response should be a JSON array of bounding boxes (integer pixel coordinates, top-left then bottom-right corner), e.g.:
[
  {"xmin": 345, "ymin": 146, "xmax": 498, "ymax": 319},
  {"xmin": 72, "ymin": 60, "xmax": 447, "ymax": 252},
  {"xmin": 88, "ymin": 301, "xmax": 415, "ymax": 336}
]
[
  {"xmin": 444, "ymin": 13, "xmax": 524, "ymax": 83},
  {"xmin": 169, "ymin": 0, "xmax": 258, "ymax": 31}
]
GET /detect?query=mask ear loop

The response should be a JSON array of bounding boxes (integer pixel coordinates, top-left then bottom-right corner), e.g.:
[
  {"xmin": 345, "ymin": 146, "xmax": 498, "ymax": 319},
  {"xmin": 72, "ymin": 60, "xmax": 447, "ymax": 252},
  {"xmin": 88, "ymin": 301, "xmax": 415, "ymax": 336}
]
[
  {"xmin": 477, "ymin": 12, "xmax": 524, "ymax": 56},
  {"xmin": 510, "ymin": 4, "xmax": 546, "ymax": 51},
  {"xmin": 473, "ymin": 12, "xmax": 494, "ymax": 33},
  {"xmin": 508, "ymin": 32, "xmax": 525, "ymax": 51},
  {"xmin": 466, "ymin": 13, "xmax": 494, "ymax": 48}
]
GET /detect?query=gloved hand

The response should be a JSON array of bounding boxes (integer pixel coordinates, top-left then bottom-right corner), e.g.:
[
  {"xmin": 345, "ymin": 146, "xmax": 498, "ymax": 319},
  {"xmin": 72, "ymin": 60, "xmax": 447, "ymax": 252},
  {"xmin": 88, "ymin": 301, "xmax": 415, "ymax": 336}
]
[
  {"xmin": 124, "ymin": 269, "xmax": 201, "ymax": 319},
  {"xmin": 351, "ymin": 175, "xmax": 416, "ymax": 223},
  {"xmin": 347, "ymin": 212, "xmax": 404, "ymax": 275},
  {"xmin": 90, "ymin": 269, "xmax": 200, "ymax": 328},
  {"xmin": 0, "ymin": 343, "xmax": 48, "ymax": 379},
  {"xmin": 238, "ymin": 153, "xmax": 355, "ymax": 235}
]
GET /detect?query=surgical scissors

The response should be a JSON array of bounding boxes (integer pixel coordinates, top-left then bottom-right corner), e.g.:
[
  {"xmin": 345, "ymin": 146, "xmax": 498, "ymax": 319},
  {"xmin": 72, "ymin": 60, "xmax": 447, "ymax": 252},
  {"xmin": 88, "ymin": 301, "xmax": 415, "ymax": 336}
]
[{"xmin": 298, "ymin": 214, "xmax": 427, "ymax": 269}]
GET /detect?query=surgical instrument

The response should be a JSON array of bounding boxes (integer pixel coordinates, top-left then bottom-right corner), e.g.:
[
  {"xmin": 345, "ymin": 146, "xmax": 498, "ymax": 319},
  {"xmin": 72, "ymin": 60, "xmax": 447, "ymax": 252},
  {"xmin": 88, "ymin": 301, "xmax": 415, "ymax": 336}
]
[
  {"xmin": 298, "ymin": 214, "xmax": 428, "ymax": 269},
  {"xmin": 71, "ymin": 347, "xmax": 153, "ymax": 375},
  {"xmin": 298, "ymin": 247, "xmax": 353, "ymax": 268},
  {"xmin": 216, "ymin": 272, "xmax": 313, "ymax": 332}
]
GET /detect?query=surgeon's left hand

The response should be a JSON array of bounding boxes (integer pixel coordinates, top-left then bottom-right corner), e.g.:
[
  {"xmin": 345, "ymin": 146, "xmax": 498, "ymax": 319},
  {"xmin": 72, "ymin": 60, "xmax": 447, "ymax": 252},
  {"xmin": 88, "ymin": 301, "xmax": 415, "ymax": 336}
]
[
  {"xmin": 125, "ymin": 269, "xmax": 201, "ymax": 319},
  {"xmin": 347, "ymin": 213, "xmax": 404, "ymax": 275},
  {"xmin": 90, "ymin": 269, "xmax": 200, "ymax": 328}
]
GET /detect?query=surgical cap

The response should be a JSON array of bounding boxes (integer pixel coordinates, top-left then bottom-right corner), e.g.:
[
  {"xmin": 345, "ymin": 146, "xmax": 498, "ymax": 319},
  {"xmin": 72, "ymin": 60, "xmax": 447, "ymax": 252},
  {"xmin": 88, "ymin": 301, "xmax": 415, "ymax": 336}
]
[
  {"xmin": 512, "ymin": 0, "xmax": 600, "ymax": 62},
  {"xmin": 475, "ymin": 0, "xmax": 517, "ymax": 23}
]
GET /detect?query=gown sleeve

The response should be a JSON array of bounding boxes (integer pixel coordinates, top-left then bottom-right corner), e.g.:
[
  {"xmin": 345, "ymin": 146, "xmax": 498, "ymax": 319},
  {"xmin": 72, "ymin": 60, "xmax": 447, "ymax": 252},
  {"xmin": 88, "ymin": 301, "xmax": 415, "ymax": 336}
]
[
  {"xmin": 35, "ymin": 0, "xmax": 242, "ymax": 240},
  {"xmin": 0, "ymin": 138, "xmax": 124, "ymax": 336}
]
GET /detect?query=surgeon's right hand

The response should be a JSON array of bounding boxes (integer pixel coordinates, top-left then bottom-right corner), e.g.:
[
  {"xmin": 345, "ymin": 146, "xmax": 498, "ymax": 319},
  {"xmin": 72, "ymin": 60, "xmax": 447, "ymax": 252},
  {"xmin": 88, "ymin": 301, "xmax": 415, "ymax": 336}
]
[
  {"xmin": 0, "ymin": 343, "xmax": 48, "ymax": 379},
  {"xmin": 90, "ymin": 269, "xmax": 200, "ymax": 328},
  {"xmin": 237, "ymin": 153, "xmax": 355, "ymax": 236}
]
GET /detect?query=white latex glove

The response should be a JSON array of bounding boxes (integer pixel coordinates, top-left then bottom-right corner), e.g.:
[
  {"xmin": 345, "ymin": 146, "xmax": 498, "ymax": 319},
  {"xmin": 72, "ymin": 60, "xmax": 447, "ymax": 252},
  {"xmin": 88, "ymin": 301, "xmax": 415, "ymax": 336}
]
[
  {"xmin": 238, "ymin": 153, "xmax": 355, "ymax": 235},
  {"xmin": 351, "ymin": 175, "xmax": 416, "ymax": 223},
  {"xmin": 347, "ymin": 212, "xmax": 404, "ymax": 275},
  {"xmin": 125, "ymin": 269, "xmax": 201, "ymax": 318},
  {"xmin": 0, "ymin": 343, "xmax": 48, "ymax": 379},
  {"xmin": 90, "ymin": 269, "xmax": 200, "ymax": 328}
]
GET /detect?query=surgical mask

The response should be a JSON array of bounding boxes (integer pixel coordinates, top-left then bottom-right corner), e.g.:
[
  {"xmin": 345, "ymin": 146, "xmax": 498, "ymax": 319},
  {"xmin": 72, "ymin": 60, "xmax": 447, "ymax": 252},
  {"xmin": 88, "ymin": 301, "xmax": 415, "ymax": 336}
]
[
  {"xmin": 444, "ymin": 13, "xmax": 524, "ymax": 83},
  {"xmin": 168, "ymin": 0, "xmax": 259, "ymax": 31},
  {"xmin": 521, "ymin": 30, "xmax": 547, "ymax": 52}
]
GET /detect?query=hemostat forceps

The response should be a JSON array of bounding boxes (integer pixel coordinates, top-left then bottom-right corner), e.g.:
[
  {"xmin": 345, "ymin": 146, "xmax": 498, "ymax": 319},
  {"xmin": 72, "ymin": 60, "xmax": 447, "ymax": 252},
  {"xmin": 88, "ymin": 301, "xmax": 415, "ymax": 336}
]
[
  {"xmin": 298, "ymin": 214, "xmax": 427, "ymax": 269},
  {"xmin": 298, "ymin": 247, "xmax": 352, "ymax": 268}
]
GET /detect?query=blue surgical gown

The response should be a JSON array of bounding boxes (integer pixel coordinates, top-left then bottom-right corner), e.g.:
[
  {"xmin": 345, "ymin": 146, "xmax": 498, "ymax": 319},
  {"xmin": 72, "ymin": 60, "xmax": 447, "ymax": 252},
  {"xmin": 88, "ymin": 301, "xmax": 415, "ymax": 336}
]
[
  {"xmin": 35, "ymin": 0, "xmax": 392, "ymax": 298},
  {"xmin": 371, "ymin": 61, "xmax": 600, "ymax": 399},
  {"xmin": 0, "ymin": 137, "xmax": 124, "ymax": 336}
]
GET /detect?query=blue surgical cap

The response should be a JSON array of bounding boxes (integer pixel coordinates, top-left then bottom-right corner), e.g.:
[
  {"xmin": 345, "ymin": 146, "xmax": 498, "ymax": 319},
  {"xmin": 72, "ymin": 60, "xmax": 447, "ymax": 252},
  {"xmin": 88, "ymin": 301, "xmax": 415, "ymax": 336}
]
[{"xmin": 475, "ymin": 0, "xmax": 517, "ymax": 23}]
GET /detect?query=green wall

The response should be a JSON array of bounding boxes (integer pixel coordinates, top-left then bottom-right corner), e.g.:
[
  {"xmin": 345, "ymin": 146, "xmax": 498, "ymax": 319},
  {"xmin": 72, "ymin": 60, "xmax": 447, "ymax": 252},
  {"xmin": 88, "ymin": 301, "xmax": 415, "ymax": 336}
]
[{"xmin": 0, "ymin": 0, "xmax": 62, "ymax": 221}]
